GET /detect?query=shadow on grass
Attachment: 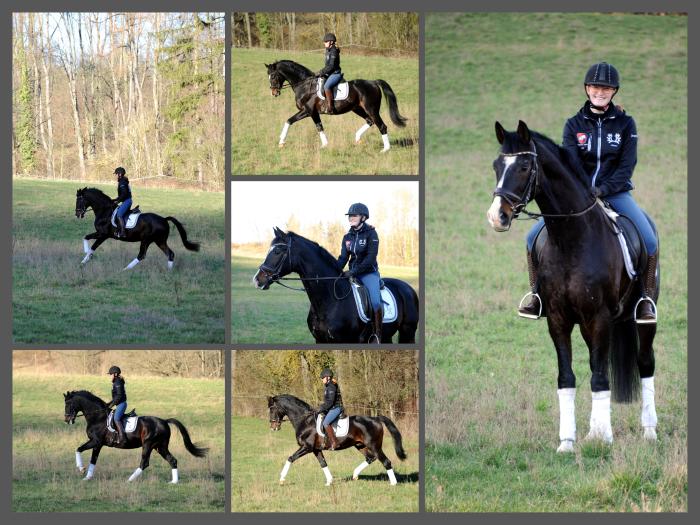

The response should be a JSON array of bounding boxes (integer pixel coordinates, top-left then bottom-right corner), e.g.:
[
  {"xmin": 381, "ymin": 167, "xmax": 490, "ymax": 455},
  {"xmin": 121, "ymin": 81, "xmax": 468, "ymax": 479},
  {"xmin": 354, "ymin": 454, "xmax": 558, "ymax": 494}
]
[{"xmin": 347, "ymin": 471, "xmax": 419, "ymax": 484}]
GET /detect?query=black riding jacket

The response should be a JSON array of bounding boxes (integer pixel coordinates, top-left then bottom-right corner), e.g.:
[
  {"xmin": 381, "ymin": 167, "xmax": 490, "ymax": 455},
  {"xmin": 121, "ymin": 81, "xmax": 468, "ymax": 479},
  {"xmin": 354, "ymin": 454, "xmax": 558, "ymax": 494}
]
[
  {"xmin": 337, "ymin": 222, "xmax": 379, "ymax": 276},
  {"xmin": 117, "ymin": 176, "xmax": 132, "ymax": 202},
  {"xmin": 111, "ymin": 377, "xmax": 127, "ymax": 405},
  {"xmin": 318, "ymin": 381, "xmax": 343, "ymax": 413},
  {"xmin": 318, "ymin": 45, "xmax": 341, "ymax": 77},
  {"xmin": 562, "ymin": 100, "xmax": 637, "ymax": 198}
]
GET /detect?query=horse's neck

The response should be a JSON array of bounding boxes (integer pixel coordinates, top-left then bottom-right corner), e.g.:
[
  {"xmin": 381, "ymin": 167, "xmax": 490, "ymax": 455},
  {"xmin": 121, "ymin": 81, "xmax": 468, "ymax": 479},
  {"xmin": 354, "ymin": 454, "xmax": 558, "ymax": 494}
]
[
  {"xmin": 283, "ymin": 401, "xmax": 312, "ymax": 430},
  {"xmin": 294, "ymin": 251, "xmax": 341, "ymax": 312},
  {"xmin": 79, "ymin": 399, "xmax": 107, "ymax": 425},
  {"xmin": 88, "ymin": 194, "xmax": 114, "ymax": 214}
]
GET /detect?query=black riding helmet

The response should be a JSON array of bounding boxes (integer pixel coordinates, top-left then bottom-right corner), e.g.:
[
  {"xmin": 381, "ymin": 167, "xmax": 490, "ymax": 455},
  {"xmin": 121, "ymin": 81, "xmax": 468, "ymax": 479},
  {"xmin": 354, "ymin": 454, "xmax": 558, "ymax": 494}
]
[
  {"xmin": 114, "ymin": 166, "xmax": 126, "ymax": 177},
  {"xmin": 320, "ymin": 368, "xmax": 334, "ymax": 379},
  {"xmin": 346, "ymin": 203, "xmax": 370, "ymax": 219},
  {"xmin": 108, "ymin": 366, "xmax": 121, "ymax": 375},
  {"xmin": 584, "ymin": 62, "xmax": 620, "ymax": 89},
  {"xmin": 323, "ymin": 33, "xmax": 337, "ymax": 43}
]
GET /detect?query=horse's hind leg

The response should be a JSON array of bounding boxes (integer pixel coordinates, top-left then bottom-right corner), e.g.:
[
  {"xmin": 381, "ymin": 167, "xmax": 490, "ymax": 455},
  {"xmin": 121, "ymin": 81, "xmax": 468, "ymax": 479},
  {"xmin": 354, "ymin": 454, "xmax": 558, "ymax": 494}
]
[
  {"xmin": 156, "ymin": 444, "xmax": 179, "ymax": 483},
  {"xmin": 128, "ymin": 441, "xmax": 155, "ymax": 482},
  {"xmin": 156, "ymin": 240, "xmax": 175, "ymax": 270},
  {"xmin": 352, "ymin": 107, "xmax": 374, "ymax": 143},
  {"xmin": 367, "ymin": 107, "xmax": 390, "ymax": 152},
  {"xmin": 638, "ymin": 324, "xmax": 658, "ymax": 440},
  {"xmin": 124, "ymin": 240, "xmax": 151, "ymax": 271},
  {"xmin": 353, "ymin": 447, "xmax": 377, "ymax": 480},
  {"xmin": 375, "ymin": 449, "xmax": 398, "ymax": 486},
  {"xmin": 398, "ymin": 322, "xmax": 417, "ymax": 344}
]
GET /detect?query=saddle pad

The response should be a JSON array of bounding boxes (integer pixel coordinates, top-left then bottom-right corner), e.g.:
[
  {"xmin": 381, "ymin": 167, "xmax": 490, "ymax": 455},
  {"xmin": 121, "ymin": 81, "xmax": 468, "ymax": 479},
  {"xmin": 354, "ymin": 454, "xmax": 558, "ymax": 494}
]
[
  {"xmin": 598, "ymin": 201, "xmax": 639, "ymax": 279},
  {"xmin": 107, "ymin": 412, "xmax": 138, "ymax": 433},
  {"xmin": 316, "ymin": 414, "xmax": 350, "ymax": 438},
  {"xmin": 110, "ymin": 208, "xmax": 141, "ymax": 229},
  {"xmin": 351, "ymin": 282, "xmax": 398, "ymax": 324},
  {"xmin": 316, "ymin": 78, "xmax": 349, "ymax": 101}
]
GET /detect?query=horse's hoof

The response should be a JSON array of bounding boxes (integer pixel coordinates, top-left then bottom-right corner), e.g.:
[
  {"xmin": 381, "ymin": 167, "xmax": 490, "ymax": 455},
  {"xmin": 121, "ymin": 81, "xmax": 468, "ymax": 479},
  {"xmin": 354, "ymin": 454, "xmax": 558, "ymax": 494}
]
[
  {"xmin": 78, "ymin": 467, "xmax": 86, "ymax": 474},
  {"xmin": 352, "ymin": 476, "xmax": 358, "ymax": 481},
  {"xmin": 556, "ymin": 440, "xmax": 575, "ymax": 453},
  {"xmin": 325, "ymin": 481, "xmax": 332, "ymax": 486},
  {"xmin": 278, "ymin": 143, "xmax": 285, "ymax": 148},
  {"xmin": 279, "ymin": 479, "xmax": 286, "ymax": 485},
  {"xmin": 381, "ymin": 148, "xmax": 390, "ymax": 153},
  {"xmin": 643, "ymin": 427, "xmax": 658, "ymax": 441},
  {"xmin": 584, "ymin": 431, "xmax": 613, "ymax": 444}
]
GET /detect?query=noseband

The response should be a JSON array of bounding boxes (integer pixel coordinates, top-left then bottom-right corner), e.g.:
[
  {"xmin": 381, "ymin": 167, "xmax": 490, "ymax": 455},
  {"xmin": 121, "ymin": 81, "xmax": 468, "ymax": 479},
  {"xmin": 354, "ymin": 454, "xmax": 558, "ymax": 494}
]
[
  {"xmin": 493, "ymin": 146, "xmax": 539, "ymax": 218},
  {"xmin": 258, "ymin": 238, "xmax": 292, "ymax": 282}
]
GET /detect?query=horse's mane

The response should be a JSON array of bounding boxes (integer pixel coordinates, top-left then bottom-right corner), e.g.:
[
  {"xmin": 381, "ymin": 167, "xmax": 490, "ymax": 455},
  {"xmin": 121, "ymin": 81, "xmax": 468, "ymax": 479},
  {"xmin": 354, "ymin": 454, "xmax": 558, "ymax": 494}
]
[
  {"xmin": 82, "ymin": 187, "xmax": 113, "ymax": 204},
  {"xmin": 529, "ymin": 131, "xmax": 590, "ymax": 189},
  {"xmin": 273, "ymin": 60, "xmax": 314, "ymax": 79},
  {"xmin": 285, "ymin": 231, "xmax": 342, "ymax": 273},
  {"xmin": 274, "ymin": 394, "xmax": 313, "ymax": 411},
  {"xmin": 68, "ymin": 390, "xmax": 108, "ymax": 407}
]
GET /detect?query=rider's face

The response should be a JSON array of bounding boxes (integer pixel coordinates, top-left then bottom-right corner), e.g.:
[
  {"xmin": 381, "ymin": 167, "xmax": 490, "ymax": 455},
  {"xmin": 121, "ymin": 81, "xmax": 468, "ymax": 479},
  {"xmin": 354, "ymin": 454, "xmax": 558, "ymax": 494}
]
[
  {"xmin": 324, "ymin": 41, "xmax": 332, "ymax": 48},
  {"xmin": 586, "ymin": 84, "xmax": 615, "ymax": 108},
  {"xmin": 348, "ymin": 214, "xmax": 362, "ymax": 228}
]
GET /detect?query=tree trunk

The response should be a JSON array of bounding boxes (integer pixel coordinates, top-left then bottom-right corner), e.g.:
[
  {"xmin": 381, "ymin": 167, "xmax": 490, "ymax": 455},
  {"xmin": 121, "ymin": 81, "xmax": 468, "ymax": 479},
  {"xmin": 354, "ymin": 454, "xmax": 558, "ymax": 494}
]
[{"xmin": 244, "ymin": 13, "xmax": 252, "ymax": 47}]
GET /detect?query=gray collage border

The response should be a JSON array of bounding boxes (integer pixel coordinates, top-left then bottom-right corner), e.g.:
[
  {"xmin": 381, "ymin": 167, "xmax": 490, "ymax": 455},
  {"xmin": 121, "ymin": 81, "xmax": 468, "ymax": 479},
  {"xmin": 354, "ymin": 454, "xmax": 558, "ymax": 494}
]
[{"xmin": 2, "ymin": 0, "xmax": 694, "ymax": 523}]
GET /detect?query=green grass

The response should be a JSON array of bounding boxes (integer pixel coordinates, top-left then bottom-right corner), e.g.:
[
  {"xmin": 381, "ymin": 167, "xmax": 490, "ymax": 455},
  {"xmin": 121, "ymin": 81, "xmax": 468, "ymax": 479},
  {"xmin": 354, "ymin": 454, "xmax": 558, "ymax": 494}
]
[
  {"xmin": 12, "ymin": 373, "xmax": 225, "ymax": 512},
  {"xmin": 232, "ymin": 48, "xmax": 419, "ymax": 175},
  {"xmin": 232, "ymin": 254, "xmax": 419, "ymax": 344},
  {"xmin": 232, "ymin": 416, "xmax": 418, "ymax": 512},
  {"xmin": 13, "ymin": 179, "xmax": 225, "ymax": 344},
  {"xmin": 425, "ymin": 13, "xmax": 687, "ymax": 512}
]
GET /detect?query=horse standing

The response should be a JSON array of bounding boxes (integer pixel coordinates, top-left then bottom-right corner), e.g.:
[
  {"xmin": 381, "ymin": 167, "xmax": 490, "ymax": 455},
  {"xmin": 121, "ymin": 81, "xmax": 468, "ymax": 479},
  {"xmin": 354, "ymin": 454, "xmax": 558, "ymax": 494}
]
[
  {"xmin": 64, "ymin": 390, "xmax": 207, "ymax": 483},
  {"xmin": 266, "ymin": 60, "xmax": 407, "ymax": 152},
  {"xmin": 75, "ymin": 187, "xmax": 200, "ymax": 270},
  {"xmin": 486, "ymin": 121, "xmax": 659, "ymax": 452},
  {"xmin": 268, "ymin": 395, "xmax": 406, "ymax": 486},
  {"xmin": 253, "ymin": 228, "xmax": 419, "ymax": 343}
]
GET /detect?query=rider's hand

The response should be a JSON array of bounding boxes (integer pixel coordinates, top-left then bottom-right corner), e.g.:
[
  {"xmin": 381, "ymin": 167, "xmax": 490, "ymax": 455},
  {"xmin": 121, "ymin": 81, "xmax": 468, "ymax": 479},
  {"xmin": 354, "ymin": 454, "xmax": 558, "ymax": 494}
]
[
  {"xmin": 593, "ymin": 186, "xmax": 602, "ymax": 198},
  {"xmin": 342, "ymin": 270, "xmax": 352, "ymax": 279}
]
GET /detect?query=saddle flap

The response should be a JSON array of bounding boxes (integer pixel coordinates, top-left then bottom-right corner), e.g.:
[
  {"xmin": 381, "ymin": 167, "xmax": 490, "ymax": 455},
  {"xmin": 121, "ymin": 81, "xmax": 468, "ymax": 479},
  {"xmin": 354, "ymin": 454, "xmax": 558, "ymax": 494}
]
[
  {"xmin": 350, "ymin": 281, "xmax": 398, "ymax": 324},
  {"xmin": 316, "ymin": 78, "xmax": 349, "ymax": 101},
  {"xmin": 107, "ymin": 411, "xmax": 139, "ymax": 433},
  {"xmin": 111, "ymin": 207, "xmax": 142, "ymax": 229},
  {"xmin": 316, "ymin": 413, "xmax": 350, "ymax": 437}
]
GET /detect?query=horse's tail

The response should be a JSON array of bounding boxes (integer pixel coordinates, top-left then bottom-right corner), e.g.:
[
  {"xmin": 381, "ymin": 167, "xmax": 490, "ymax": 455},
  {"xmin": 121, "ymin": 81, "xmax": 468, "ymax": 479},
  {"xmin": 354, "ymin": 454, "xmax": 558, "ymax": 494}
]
[
  {"xmin": 165, "ymin": 217, "xmax": 200, "ymax": 252},
  {"xmin": 377, "ymin": 415, "xmax": 407, "ymax": 460},
  {"xmin": 609, "ymin": 317, "xmax": 641, "ymax": 403},
  {"xmin": 375, "ymin": 79, "xmax": 407, "ymax": 128},
  {"xmin": 166, "ymin": 418, "xmax": 208, "ymax": 458}
]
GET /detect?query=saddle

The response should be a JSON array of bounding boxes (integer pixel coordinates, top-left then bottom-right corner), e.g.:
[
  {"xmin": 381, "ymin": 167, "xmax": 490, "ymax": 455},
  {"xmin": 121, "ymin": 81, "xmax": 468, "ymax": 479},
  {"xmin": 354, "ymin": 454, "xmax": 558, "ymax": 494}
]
[
  {"xmin": 350, "ymin": 279, "xmax": 398, "ymax": 324},
  {"xmin": 107, "ymin": 409, "xmax": 139, "ymax": 434},
  {"xmin": 316, "ymin": 77, "xmax": 349, "ymax": 101},
  {"xmin": 110, "ymin": 206, "xmax": 142, "ymax": 229},
  {"xmin": 316, "ymin": 413, "xmax": 350, "ymax": 438}
]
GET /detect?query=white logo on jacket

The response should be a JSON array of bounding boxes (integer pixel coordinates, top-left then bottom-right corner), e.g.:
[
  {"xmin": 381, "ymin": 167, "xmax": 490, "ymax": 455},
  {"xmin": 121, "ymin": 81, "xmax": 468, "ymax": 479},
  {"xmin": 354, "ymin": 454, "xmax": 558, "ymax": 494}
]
[
  {"xmin": 606, "ymin": 132, "xmax": 622, "ymax": 147},
  {"xmin": 358, "ymin": 239, "xmax": 366, "ymax": 247}
]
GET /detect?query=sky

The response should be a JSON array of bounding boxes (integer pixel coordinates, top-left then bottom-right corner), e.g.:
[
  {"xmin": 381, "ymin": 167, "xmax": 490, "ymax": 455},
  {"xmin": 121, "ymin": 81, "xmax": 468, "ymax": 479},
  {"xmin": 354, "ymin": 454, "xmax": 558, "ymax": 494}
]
[{"xmin": 231, "ymin": 180, "xmax": 418, "ymax": 244}]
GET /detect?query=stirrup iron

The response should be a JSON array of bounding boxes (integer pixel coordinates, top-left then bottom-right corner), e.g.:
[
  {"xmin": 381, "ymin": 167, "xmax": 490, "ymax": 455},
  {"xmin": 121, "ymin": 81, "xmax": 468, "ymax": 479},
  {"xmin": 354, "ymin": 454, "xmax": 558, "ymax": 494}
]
[
  {"xmin": 634, "ymin": 296, "xmax": 657, "ymax": 324},
  {"xmin": 518, "ymin": 292, "xmax": 542, "ymax": 320}
]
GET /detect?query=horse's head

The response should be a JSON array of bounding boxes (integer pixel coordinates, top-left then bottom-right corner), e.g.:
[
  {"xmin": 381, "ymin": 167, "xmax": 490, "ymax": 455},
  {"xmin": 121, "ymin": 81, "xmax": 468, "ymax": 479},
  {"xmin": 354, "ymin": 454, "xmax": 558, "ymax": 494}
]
[
  {"xmin": 254, "ymin": 227, "xmax": 293, "ymax": 289},
  {"xmin": 63, "ymin": 391, "xmax": 79, "ymax": 424},
  {"xmin": 487, "ymin": 121, "xmax": 540, "ymax": 232},
  {"xmin": 75, "ymin": 188, "xmax": 89, "ymax": 219},
  {"xmin": 268, "ymin": 396, "xmax": 284, "ymax": 431},
  {"xmin": 265, "ymin": 63, "xmax": 284, "ymax": 97}
]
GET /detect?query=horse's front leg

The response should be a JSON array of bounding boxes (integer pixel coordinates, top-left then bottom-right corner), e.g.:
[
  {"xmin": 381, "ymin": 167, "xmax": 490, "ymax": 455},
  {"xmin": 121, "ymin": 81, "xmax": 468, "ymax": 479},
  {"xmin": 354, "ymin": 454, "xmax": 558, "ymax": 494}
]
[
  {"xmin": 313, "ymin": 449, "xmax": 333, "ymax": 486},
  {"xmin": 279, "ymin": 109, "xmax": 309, "ymax": 147},
  {"xmin": 580, "ymin": 315, "xmax": 613, "ymax": 444},
  {"xmin": 279, "ymin": 446, "xmax": 311, "ymax": 484},
  {"xmin": 81, "ymin": 232, "xmax": 101, "ymax": 264},
  {"xmin": 638, "ymin": 323, "xmax": 658, "ymax": 440},
  {"xmin": 547, "ymin": 314, "xmax": 577, "ymax": 452},
  {"xmin": 310, "ymin": 111, "xmax": 328, "ymax": 148},
  {"xmin": 75, "ymin": 438, "xmax": 99, "ymax": 474},
  {"xmin": 82, "ymin": 445, "xmax": 103, "ymax": 480}
]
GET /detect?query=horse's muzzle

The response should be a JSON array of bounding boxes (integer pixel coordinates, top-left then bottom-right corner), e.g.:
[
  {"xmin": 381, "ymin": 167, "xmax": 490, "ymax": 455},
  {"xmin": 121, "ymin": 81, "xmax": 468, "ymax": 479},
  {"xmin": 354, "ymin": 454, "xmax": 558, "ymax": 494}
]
[
  {"xmin": 253, "ymin": 269, "xmax": 272, "ymax": 290},
  {"xmin": 487, "ymin": 196, "xmax": 513, "ymax": 232},
  {"xmin": 271, "ymin": 88, "xmax": 280, "ymax": 97},
  {"xmin": 270, "ymin": 421, "xmax": 281, "ymax": 431}
]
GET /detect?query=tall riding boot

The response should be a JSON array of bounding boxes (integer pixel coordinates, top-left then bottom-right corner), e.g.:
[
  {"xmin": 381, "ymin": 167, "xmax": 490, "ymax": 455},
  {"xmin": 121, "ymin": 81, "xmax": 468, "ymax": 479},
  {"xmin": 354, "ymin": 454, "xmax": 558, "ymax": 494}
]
[
  {"xmin": 115, "ymin": 418, "xmax": 126, "ymax": 445},
  {"xmin": 116, "ymin": 216, "xmax": 127, "ymax": 238},
  {"xmin": 324, "ymin": 425, "xmax": 339, "ymax": 450},
  {"xmin": 518, "ymin": 250, "xmax": 542, "ymax": 319},
  {"xmin": 636, "ymin": 253, "xmax": 658, "ymax": 324},
  {"xmin": 369, "ymin": 307, "xmax": 383, "ymax": 344},
  {"xmin": 324, "ymin": 89, "xmax": 335, "ymax": 114}
]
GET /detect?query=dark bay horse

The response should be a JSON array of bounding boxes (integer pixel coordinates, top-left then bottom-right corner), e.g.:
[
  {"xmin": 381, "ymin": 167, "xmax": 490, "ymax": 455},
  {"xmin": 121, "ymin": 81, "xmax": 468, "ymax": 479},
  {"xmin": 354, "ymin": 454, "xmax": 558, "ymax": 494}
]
[
  {"xmin": 64, "ymin": 390, "xmax": 207, "ymax": 483},
  {"xmin": 253, "ymin": 228, "xmax": 419, "ymax": 343},
  {"xmin": 486, "ymin": 121, "xmax": 659, "ymax": 452},
  {"xmin": 268, "ymin": 395, "xmax": 406, "ymax": 486},
  {"xmin": 75, "ymin": 187, "xmax": 199, "ymax": 270},
  {"xmin": 266, "ymin": 60, "xmax": 407, "ymax": 152}
]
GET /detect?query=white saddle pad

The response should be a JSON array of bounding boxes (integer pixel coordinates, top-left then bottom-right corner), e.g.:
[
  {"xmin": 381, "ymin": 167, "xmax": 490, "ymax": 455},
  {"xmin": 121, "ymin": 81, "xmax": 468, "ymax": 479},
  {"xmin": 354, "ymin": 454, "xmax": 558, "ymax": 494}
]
[
  {"xmin": 110, "ymin": 208, "xmax": 141, "ymax": 229},
  {"xmin": 107, "ymin": 412, "xmax": 138, "ymax": 433},
  {"xmin": 316, "ymin": 78, "xmax": 349, "ymax": 101},
  {"xmin": 351, "ymin": 282, "xmax": 399, "ymax": 324},
  {"xmin": 316, "ymin": 413, "xmax": 350, "ymax": 438},
  {"xmin": 598, "ymin": 200, "xmax": 636, "ymax": 278}
]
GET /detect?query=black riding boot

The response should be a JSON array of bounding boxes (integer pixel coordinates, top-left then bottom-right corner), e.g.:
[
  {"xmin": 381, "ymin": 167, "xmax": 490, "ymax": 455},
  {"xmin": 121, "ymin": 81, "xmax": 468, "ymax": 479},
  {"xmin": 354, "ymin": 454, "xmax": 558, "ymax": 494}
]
[
  {"xmin": 518, "ymin": 250, "xmax": 542, "ymax": 319},
  {"xmin": 114, "ymin": 418, "xmax": 126, "ymax": 445},
  {"xmin": 636, "ymin": 253, "xmax": 658, "ymax": 324},
  {"xmin": 324, "ymin": 89, "xmax": 335, "ymax": 114},
  {"xmin": 116, "ymin": 216, "xmax": 127, "ymax": 238},
  {"xmin": 324, "ymin": 424, "xmax": 338, "ymax": 450},
  {"xmin": 369, "ymin": 307, "xmax": 383, "ymax": 344}
]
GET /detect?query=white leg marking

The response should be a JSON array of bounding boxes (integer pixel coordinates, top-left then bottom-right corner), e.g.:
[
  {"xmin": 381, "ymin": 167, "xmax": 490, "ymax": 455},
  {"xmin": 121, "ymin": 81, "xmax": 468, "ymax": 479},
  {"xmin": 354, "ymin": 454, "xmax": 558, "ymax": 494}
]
[
  {"xmin": 81, "ymin": 250, "xmax": 94, "ymax": 264},
  {"xmin": 167, "ymin": 260, "xmax": 174, "ymax": 270},
  {"xmin": 123, "ymin": 258, "xmax": 140, "ymax": 271},
  {"xmin": 322, "ymin": 465, "xmax": 333, "ymax": 486},
  {"xmin": 170, "ymin": 468, "xmax": 179, "ymax": 484},
  {"xmin": 557, "ymin": 388, "xmax": 576, "ymax": 453},
  {"xmin": 83, "ymin": 463, "xmax": 95, "ymax": 480},
  {"xmin": 319, "ymin": 131, "xmax": 329, "ymax": 148},
  {"xmin": 128, "ymin": 467, "xmax": 143, "ymax": 482},
  {"xmin": 587, "ymin": 390, "xmax": 613, "ymax": 443},
  {"xmin": 352, "ymin": 460, "xmax": 370, "ymax": 480},
  {"xmin": 387, "ymin": 468, "xmax": 398, "ymax": 486},
  {"xmin": 641, "ymin": 376, "xmax": 658, "ymax": 440},
  {"xmin": 279, "ymin": 122, "xmax": 290, "ymax": 145},
  {"xmin": 280, "ymin": 460, "xmax": 291, "ymax": 482},
  {"xmin": 83, "ymin": 239, "xmax": 91, "ymax": 253},
  {"xmin": 355, "ymin": 123, "xmax": 371, "ymax": 143},
  {"xmin": 381, "ymin": 133, "xmax": 390, "ymax": 152},
  {"xmin": 76, "ymin": 451, "xmax": 84, "ymax": 471}
]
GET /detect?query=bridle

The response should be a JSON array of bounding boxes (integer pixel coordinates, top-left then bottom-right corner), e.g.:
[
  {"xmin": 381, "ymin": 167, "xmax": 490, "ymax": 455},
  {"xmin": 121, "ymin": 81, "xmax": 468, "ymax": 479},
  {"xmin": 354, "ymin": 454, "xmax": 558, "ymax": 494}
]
[
  {"xmin": 269, "ymin": 69, "xmax": 316, "ymax": 94},
  {"xmin": 75, "ymin": 194, "xmax": 90, "ymax": 218}
]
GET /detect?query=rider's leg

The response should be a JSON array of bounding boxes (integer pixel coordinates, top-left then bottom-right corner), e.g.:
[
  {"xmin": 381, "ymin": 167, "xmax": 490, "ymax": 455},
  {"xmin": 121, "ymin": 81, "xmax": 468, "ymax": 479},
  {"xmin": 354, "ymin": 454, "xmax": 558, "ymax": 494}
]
[
  {"xmin": 519, "ymin": 218, "xmax": 545, "ymax": 319},
  {"xmin": 358, "ymin": 271, "xmax": 382, "ymax": 343},
  {"xmin": 323, "ymin": 73, "xmax": 342, "ymax": 114},
  {"xmin": 114, "ymin": 401, "xmax": 127, "ymax": 445},
  {"xmin": 322, "ymin": 407, "xmax": 342, "ymax": 450},
  {"xmin": 116, "ymin": 198, "xmax": 132, "ymax": 238}
]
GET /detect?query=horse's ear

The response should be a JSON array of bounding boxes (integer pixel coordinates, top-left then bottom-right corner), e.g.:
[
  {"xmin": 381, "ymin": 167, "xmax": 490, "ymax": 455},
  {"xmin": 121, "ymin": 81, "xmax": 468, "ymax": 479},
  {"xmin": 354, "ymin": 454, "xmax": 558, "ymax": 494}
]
[
  {"xmin": 267, "ymin": 396, "xmax": 274, "ymax": 407},
  {"xmin": 517, "ymin": 120, "xmax": 531, "ymax": 144},
  {"xmin": 273, "ymin": 226, "xmax": 286, "ymax": 239},
  {"xmin": 495, "ymin": 122, "xmax": 506, "ymax": 145}
]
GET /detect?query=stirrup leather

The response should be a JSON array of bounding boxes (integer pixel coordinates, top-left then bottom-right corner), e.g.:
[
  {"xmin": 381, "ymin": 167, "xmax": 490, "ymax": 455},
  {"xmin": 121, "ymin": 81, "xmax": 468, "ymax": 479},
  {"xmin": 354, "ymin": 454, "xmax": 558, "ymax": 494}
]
[
  {"xmin": 518, "ymin": 292, "xmax": 542, "ymax": 319},
  {"xmin": 634, "ymin": 296, "xmax": 657, "ymax": 324}
]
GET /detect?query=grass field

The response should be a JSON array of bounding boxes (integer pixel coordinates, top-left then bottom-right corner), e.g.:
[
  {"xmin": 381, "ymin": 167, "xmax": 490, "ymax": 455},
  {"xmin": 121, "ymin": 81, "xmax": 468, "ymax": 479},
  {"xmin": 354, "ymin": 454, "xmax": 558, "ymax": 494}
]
[
  {"xmin": 425, "ymin": 13, "xmax": 687, "ymax": 512},
  {"xmin": 232, "ymin": 253, "xmax": 419, "ymax": 344},
  {"xmin": 12, "ymin": 179, "xmax": 225, "ymax": 344},
  {"xmin": 12, "ymin": 373, "xmax": 225, "ymax": 512},
  {"xmin": 232, "ymin": 416, "xmax": 418, "ymax": 512},
  {"xmin": 232, "ymin": 48, "xmax": 419, "ymax": 175}
]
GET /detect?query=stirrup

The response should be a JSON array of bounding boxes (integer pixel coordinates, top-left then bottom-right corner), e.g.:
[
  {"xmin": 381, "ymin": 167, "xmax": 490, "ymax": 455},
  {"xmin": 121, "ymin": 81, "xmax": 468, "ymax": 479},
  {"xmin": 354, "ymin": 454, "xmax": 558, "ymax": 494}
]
[
  {"xmin": 368, "ymin": 333, "xmax": 381, "ymax": 344},
  {"xmin": 518, "ymin": 292, "xmax": 542, "ymax": 320},
  {"xmin": 634, "ymin": 296, "xmax": 657, "ymax": 324}
]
